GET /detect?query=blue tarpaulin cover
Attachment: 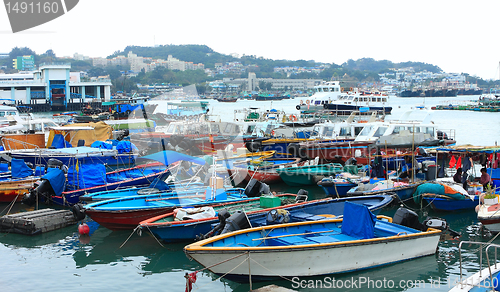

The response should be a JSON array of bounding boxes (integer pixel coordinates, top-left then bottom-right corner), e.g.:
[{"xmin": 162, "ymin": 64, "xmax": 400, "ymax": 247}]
[
  {"xmin": 116, "ymin": 140, "xmax": 138, "ymax": 154},
  {"xmin": 66, "ymin": 163, "xmax": 107, "ymax": 191},
  {"xmin": 0, "ymin": 163, "xmax": 8, "ymax": 172},
  {"xmin": 11, "ymin": 158, "xmax": 33, "ymax": 178},
  {"xmin": 138, "ymin": 151, "xmax": 206, "ymax": 166},
  {"xmin": 51, "ymin": 134, "xmax": 72, "ymax": 148},
  {"xmin": 42, "ymin": 168, "xmax": 65, "ymax": 197},
  {"xmin": 341, "ymin": 201, "xmax": 376, "ymax": 239},
  {"xmin": 91, "ymin": 141, "xmax": 113, "ymax": 149}
]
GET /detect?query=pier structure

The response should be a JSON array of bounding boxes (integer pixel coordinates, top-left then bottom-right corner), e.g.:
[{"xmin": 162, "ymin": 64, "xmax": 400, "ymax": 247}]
[{"xmin": 0, "ymin": 63, "xmax": 112, "ymax": 112}]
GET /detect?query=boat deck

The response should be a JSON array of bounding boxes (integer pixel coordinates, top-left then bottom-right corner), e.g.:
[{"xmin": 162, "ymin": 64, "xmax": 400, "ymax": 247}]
[{"xmin": 210, "ymin": 220, "xmax": 419, "ymax": 248}]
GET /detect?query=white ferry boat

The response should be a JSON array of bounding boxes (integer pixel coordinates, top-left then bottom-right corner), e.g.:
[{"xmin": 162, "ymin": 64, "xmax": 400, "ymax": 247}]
[{"xmin": 295, "ymin": 81, "xmax": 343, "ymax": 112}]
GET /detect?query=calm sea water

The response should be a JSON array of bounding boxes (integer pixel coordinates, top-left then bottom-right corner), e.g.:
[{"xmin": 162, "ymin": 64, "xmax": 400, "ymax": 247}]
[{"xmin": 2, "ymin": 95, "xmax": 500, "ymax": 292}]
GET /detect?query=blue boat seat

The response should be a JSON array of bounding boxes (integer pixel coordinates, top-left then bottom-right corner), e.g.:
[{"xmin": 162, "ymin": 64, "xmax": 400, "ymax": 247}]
[
  {"xmin": 306, "ymin": 235, "xmax": 340, "ymax": 243},
  {"xmin": 269, "ymin": 235, "xmax": 313, "ymax": 246}
]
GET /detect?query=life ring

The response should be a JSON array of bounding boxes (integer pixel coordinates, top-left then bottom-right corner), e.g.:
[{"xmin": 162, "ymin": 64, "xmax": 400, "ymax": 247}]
[
  {"xmin": 300, "ymin": 100, "xmax": 304, "ymax": 104},
  {"xmin": 341, "ymin": 87, "xmax": 344, "ymax": 92},
  {"xmin": 295, "ymin": 105, "xmax": 301, "ymax": 110},
  {"xmin": 350, "ymin": 87, "xmax": 353, "ymax": 91},
  {"xmin": 306, "ymin": 100, "xmax": 310, "ymax": 105},
  {"xmin": 289, "ymin": 114, "xmax": 298, "ymax": 122}
]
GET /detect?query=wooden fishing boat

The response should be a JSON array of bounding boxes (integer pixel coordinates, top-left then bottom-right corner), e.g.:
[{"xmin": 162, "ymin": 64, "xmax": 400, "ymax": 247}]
[
  {"xmin": 347, "ymin": 179, "xmax": 422, "ymax": 201},
  {"xmin": 413, "ymin": 179, "xmax": 478, "ymax": 211},
  {"xmin": 317, "ymin": 173, "xmax": 368, "ymax": 197},
  {"xmin": 275, "ymin": 162, "xmax": 344, "ymax": 186},
  {"xmin": 0, "ymin": 158, "xmax": 43, "ymax": 202},
  {"xmin": 26, "ymin": 162, "xmax": 170, "ymax": 207},
  {"xmin": 82, "ymin": 187, "xmax": 248, "ymax": 230},
  {"xmin": 139, "ymin": 193, "xmax": 301, "ymax": 242},
  {"xmin": 184, "ymin": 202, "xmax": 441, "ymax": 280},
  {"xmin": 227, "ymin": 157, "xmax": 302, "ymax": 185}
]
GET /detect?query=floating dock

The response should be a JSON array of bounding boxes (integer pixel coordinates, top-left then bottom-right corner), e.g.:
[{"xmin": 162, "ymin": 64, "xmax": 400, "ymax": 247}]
[{"xmin": 0, "ymin": 209, "xmax": 77, "ymax": 235}]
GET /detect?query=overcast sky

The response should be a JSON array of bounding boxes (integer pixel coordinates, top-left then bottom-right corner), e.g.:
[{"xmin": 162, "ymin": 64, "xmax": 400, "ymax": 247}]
[{"xmin": 0, "ymin": 0, "xmax": 499, "ymax": 80}]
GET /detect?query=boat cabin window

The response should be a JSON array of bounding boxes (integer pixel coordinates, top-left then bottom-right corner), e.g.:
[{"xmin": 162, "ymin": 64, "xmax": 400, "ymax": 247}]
[
  {"xmin": 223, "ymin": 123, "xmax": 233, "ymax": 134},
  {"xmin": 377, "ymin": 98, "xmax": 381, "ymax": 102},
  {"xmin": 322, "ymin": 126, "xmax": 334, "ymax": 137},
  {"xmin": 233, "ymin": 124, "xmax": 240, "ymax": 134},
  {"xmin": 424, "ymin": 127, "xmax": 434, "ymax": 136},
  {"xmin": 353, "ymin": 98, "xmax": 358, "ymax": 102},
  {"xmin": 382, "ymin": 98, "xmax": 387, "ymax": 102},
  {"xmin": 210, "ymin": 124, "xmax": 220, "ymax": 134},
  {"xmin": 166, "ymin": 124, "xmax": 176, "ymax": 134},
  {"xmin": 354, "ymin": 127, "xmax": 363, "ymax": 136},
  {"xmin": 393, "ymin": 126, "xmax": 405, "ymax": 134},
  {"xmin": 315, "ymin": 101, "xmax": 321, "ymax": 105},
  {"xmin": 199, "ymin": 124, "xmax": 210, "ymax": 134},
  {"xmin": 339, "ymin": 126, "xmax": 351, "ymax": 137},
  {"xmin": 246, "ymin": 125, "xmax": 256, "ymax": 134},
  {"xmin": 374, "ymin": 126, "xmax": 388, "ymax": 138},
  {"xmin": 175, "ymin": 124, "xmax": 183, "ymax": 134},
  {"xmin": 358, "ymin": 125, "xmax": 373, "ymax": 137}
]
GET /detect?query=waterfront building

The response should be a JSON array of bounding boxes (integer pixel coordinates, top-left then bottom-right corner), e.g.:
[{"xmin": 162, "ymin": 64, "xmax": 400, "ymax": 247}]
[{"xmin": 0, "ymin": 63, "xmax": 112, "ymax": 112}]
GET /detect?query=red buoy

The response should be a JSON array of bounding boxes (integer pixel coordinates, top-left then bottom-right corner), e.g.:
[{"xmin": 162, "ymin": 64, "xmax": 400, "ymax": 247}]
[{"xmin": 78, "ymin": 223, "xmax": 90, "ymax": 235}]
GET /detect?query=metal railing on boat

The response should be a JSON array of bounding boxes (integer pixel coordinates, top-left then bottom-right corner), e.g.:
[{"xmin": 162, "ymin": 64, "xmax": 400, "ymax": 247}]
[{"xmin": 457, "ymin": 241, "xmax": 500, "ymax": 289}]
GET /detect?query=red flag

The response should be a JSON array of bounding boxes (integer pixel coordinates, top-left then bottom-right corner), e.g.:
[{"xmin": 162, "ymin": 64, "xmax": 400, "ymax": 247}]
[{"xmin": 456, "ymin": 157, "xmax": 462, "ymax": 169}]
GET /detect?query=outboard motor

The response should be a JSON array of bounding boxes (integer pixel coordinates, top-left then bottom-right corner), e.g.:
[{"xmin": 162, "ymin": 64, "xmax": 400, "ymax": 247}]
[
  {"xmin": 393, "ymin": 207, "xmax": 460, "ymax": 237},
  {"xmin": 22, "ymin": 178, "xmax": 56, "ymax": 206},
  {"xmin": 196, "ymin": 209, "xmax": 231, "ymax": 241},
  {"xmin": 220, "ymin": 211, "xmax": 251, "ymax": 235},
  {"xmin": 245, "ymin": 179, "xmax": 270, "ymax": 197},
  {"xmin": 296, "ymin": 189, "xmax": 308, "ymax": 203},
  {"xmin": 266, "ymin": 209, "xmax": 290, "ymax": 225}
]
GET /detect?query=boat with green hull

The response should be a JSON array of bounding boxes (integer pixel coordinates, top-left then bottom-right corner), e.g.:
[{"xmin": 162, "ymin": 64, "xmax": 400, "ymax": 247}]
[{"xmin": 276, "ymin": 163, "xmax": 344, "ymax": 186}]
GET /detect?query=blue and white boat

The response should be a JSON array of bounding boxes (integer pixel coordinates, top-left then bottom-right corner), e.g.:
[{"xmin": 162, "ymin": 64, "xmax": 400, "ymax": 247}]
[
  {"xmin": 184, "ymin": 202, "xmax": 441, "ymax": 280},
  {"xmin": 140, "ymin": 194, "xmax": 393, "ymax": 243}
]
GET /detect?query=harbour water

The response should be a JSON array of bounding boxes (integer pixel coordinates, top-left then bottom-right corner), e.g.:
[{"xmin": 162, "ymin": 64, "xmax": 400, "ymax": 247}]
[{"xmin": 1, "ymin": 95, "xmax": 500, "ymax": 292}]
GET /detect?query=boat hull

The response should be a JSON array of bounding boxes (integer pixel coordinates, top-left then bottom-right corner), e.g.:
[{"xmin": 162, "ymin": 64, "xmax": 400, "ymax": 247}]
[
  {"xmin": 0, "ymin": 178, "xmax": 38, "ymax": 202},
  {"xmin": 186, "ymin": 226, "xmax": 440, "ymax": 279},
  {"xmin": 422, "ymin": 196, "xmax": 479, "ymax": 211}
]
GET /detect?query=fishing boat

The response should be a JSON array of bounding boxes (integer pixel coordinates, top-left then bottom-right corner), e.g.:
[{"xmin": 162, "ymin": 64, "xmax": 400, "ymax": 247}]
[
  {"xmin": 0, "ymin": 158, "xmax": 42, "ymax": 202},
  {"xmin": 7, "ymin": 123, "xmax": 138, "ymax": 167},
  {"xmin": 449, "ymin": 241, "xmax": 500, "ymax": 291},
  {"xmin": 477, "ymin": 199, "xmax": 500, "ymax": 233},
  {"xmin": 82, "ymin": 187, "xmax": 248, "ymax": 230},
  {"xmin": 138, "ymin": 193, "xmax": 301, "ymax": 242},
  {"xmin": 74, "ymin": 150, "xmax": 212, "ymax": 203},
  {"xmin": 275, "ymin": 162, "xmax": 344, "ymax": 186},
  {"xmin": 227, "ymin": 157, "xmax": 302, "ymax": 185},
  {"xmin": 140, "ymin": 194, "xmax": 393, "ymax": 243},
  {"xmin": 347, "ymin": 179, "xmax": 422, "ymax": 201},
  {"xmin": 414, "ymin": 179, "xmax": 478, "ymax": 211},
  {"xmin": 184, "ymin": 202, "xmax": 442, "ymax": 280},
  {"xmin": 24, "ymin": 162, "xmax": 170, "ymax": 207},
  {"xmin": 317, "ymin": 172, "xmax": 369, "ymax": 197}
]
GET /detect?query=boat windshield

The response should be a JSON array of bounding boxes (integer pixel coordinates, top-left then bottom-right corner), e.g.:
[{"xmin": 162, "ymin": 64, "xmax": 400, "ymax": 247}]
[{"xmin": 373, "ymin": 127, "xmax": 388, "ymax": 137}]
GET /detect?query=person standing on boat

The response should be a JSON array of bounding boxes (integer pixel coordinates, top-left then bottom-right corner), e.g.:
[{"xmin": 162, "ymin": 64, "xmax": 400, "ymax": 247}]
[
  {"xmin": 479, "ymin": 167, "xmax": 491, "ymax": 190},
  {"xmin": 461, "ymin": 152, "xmax": 473, "ymax": 190},
  {"xmin": 453, "ymin": 168, "xmax": 462, "ymax": 184}
]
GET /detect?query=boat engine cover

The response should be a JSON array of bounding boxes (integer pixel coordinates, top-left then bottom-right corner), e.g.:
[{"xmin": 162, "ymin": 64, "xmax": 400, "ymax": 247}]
[{"xmin": 392, "ymin": 207, "xmax": 426, "ymax": 231}]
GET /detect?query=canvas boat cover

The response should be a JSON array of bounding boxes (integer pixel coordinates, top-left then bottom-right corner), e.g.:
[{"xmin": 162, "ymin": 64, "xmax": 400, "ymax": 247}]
[
  {"xmin": 341, "ymin": 201, "xmax": 376, "ymax": 239},
  {"xmin": 47, "ymin": 121, "xmax": 112, "ymax": 147},
  {"xmin": 11, "ymin": 158, "xmax": 33, "ymax": 178},
  {"xmin": 66, "ymin": 163, "xmax": 107, "ymax": 191},
  {"xmin": 41, "ymin": 168, "xmax": 65, "ymax": 197}
]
